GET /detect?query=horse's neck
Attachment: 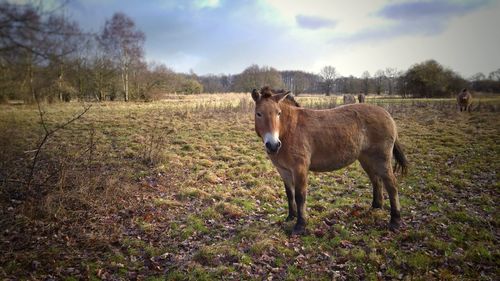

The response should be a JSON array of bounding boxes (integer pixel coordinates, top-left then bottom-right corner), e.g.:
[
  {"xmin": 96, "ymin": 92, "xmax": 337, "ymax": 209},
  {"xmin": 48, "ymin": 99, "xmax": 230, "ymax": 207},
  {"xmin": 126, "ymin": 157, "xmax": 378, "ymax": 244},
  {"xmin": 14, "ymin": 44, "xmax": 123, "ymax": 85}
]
[{"xmin": 279, "ymin": 104, "xmax": 300, "ymax": 139}]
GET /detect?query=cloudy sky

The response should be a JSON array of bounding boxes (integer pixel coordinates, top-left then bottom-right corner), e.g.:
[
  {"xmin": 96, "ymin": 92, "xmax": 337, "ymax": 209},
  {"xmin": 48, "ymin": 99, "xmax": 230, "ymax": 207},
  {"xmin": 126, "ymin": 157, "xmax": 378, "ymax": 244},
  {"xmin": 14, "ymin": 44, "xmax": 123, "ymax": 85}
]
[{"xmin": 60, "ymin": 0, "xmax": 500, "ymax": 77}]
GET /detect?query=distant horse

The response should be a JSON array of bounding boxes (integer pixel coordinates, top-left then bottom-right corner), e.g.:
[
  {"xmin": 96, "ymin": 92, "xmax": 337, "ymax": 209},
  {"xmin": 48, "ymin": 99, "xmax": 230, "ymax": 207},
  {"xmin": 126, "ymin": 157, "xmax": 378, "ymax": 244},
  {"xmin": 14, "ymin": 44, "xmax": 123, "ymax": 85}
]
[
  {"xmin": 343, "ymin": 94, "xmax": 356, "ymax": 104},
  {"xmin": 358, "ymin": 94, "xmax": 366, "ymax": 103},
  {"xmin": 457, "ymin": 88, "xmax": 472, "ymax": 112},
  {"xmin": 252, "ymin": 87, "xmax": 408, "ymax": 235}
]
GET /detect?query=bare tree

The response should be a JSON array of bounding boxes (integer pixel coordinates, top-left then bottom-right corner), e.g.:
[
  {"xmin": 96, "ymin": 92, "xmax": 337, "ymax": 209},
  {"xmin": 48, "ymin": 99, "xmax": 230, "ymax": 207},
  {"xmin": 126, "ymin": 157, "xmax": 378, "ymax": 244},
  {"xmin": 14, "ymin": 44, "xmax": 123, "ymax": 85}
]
[
  {"xmin": 233, "ymin": 64, "xmax": 283, "ymax": 92},
  {"xmin": 469, "ymin": 72, "xmax": 486, "ymax": 81},
  {"xmin": 46, "ymin": 16, "xmax": 83, "ymax": 102},
  {"xmin": 374, "ymin": 69, "xmax": 385, "ymax": 95},
  {"xmin": 89, "ymin": 52, "xmax": 116, "ymax": 101},
  {"xmin": 488, "ymin": 68, "xmax": 500, "ymax": 81},
  {"xmin": 0, "ymin": 1, "xmax": 83, "ymax": 103},
  {"xmin": 99, "ymin": 13, "xmax": 145, "ymax": 101},
  {"xmin": 385, "ymin": 67, "xmax": 399, "ymax": 95},
  {"xmin": 219, "ymin": 74, "xmax": 233, "ymax": 92},
  {"xmin": 200, "ymin": 74, "xmax": 224, "ymax": 93},
  {"xmin": 0, "ymin": 2, "xmax": 71, "ymax": 60},
  {"xmin": 292, "ymin": 71, "xmax": 310, "ymax": 95},
  {"xmin": 320, "ymin": 66, "xmax": 337, "ymax": 96},
  {"xmin": 281, "ymin": 70, "xmax": 317, "ymax": 95},
  {"xmin": 361, "ymin": 71, "xmax": 370, "ymax": 95}
]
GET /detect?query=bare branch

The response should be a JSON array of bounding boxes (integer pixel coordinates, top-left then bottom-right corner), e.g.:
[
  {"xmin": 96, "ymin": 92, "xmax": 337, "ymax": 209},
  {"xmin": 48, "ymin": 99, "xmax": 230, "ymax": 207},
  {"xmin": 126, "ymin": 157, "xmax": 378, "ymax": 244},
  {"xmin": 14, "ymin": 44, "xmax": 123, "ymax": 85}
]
[{"xmin": 26, "ymin": 98, "xmax": 92, "ymax": 188}]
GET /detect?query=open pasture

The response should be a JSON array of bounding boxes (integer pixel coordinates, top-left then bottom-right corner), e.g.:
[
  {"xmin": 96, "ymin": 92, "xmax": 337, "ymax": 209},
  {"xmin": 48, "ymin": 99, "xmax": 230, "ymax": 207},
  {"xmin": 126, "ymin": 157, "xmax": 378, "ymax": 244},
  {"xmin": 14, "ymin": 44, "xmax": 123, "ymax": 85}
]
[{"xmin": 0, "ymin": 95, "xmax": 499, "ymax": 280}]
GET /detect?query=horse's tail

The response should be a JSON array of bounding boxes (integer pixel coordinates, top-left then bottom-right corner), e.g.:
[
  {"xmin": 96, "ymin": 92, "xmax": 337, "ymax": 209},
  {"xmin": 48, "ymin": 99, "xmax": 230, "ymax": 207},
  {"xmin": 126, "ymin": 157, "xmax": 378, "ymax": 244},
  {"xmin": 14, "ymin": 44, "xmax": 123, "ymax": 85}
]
[{"xmin": 393, "ymin": 139, "xmax": 409, "ymax": 176}]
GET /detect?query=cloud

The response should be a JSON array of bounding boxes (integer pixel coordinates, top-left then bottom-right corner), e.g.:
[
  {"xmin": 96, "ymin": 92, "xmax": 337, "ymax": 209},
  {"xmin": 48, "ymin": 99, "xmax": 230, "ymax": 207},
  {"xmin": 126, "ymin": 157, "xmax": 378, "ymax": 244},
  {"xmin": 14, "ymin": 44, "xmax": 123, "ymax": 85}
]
[
  {"xmin": 375, "ymin": 0, "xmax": 494, "ymax": 36},
  {"xmin": 377, "ymin": 0, "xmax": 492, "ymax": 20},
  {"xmin": 331, "ymin": 0, "xmax": 494, "ymax": 44},
  {"xmin": 295, "ymin": 14, "xmax": 337, "ymax": 29}
]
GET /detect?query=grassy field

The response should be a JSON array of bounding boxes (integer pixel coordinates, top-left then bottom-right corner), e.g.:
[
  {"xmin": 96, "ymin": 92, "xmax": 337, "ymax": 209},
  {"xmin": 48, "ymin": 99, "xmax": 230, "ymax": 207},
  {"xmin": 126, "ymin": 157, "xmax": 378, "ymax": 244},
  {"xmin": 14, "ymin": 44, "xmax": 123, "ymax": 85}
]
[{"xmin": 0, "ymin": 94, "xmax": 499, "ymax": 280}]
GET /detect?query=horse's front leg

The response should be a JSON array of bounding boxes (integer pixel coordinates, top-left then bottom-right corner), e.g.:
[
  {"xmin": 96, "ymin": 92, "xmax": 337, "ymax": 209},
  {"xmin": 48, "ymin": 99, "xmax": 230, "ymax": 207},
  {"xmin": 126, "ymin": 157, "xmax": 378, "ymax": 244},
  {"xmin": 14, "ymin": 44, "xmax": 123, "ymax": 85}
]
[
  {"xmin": 292, "ymin": 169, "xmax": 308, "ymax": 235},
  {"xmin": 277, "ymin": 168, "xmax": 296, "ymax": 221},
  {"xmin": 284, "ymin": 183, "xmax": 297, "ymax": 221}
]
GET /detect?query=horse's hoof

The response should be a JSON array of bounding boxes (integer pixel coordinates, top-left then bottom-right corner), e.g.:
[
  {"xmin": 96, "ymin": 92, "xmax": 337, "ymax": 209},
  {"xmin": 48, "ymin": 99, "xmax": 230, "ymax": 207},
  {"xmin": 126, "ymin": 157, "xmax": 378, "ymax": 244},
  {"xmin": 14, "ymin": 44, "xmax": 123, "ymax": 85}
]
[
  {"xmin": 389, "ymin": 220, "xmax": 401, "ymax": 232},
  {"xmin": 285, "ymin": 215, "xmax": 296, "ymax": 222},
  {"xmin": 291, "ymin": 225, "xmax": 306, "ymax": 236}
]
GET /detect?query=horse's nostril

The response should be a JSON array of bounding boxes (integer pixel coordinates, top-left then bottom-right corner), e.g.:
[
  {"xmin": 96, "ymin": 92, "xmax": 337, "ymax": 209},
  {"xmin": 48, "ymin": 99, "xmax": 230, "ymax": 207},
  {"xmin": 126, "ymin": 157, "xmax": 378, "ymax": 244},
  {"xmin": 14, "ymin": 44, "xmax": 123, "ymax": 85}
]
[
  {"xmin": 265, "ymin": 142, "xmax": 272, "ymax": 150},
  {"xmin": 265, "ymin": 141, "xmax": 280, "ymax": 153},
  {"xmin": 277, "ymin": 141, "xmax": 282, "ymax": 148}
]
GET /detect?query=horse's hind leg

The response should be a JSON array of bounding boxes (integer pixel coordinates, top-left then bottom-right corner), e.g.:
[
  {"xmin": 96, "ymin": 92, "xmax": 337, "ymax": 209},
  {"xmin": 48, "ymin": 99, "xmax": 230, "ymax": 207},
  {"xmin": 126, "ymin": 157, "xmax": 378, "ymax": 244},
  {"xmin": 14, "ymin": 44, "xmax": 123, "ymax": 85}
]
[
  {"xmin": 361, "ymin": 146, "xmax": 402, "ymax": 230},
  {"xmin": 380, "ymin": 170, "xmax": 401, "ymax": 230},
  {"xmin": 370, "ymin": 176, "xmax": 384, "ymax": 209},
  {"xmin": 367, "ymin": 151, "xmax": 402, "ymax": 230},
  {"xmin": 359, "ymin": 159, "xmax": 383, "ymax": 208}
]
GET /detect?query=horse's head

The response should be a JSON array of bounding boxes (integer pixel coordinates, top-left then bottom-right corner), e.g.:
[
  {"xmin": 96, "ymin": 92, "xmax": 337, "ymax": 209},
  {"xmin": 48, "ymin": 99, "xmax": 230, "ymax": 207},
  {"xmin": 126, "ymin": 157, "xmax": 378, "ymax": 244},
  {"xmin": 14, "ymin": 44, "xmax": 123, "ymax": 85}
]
[{"xmin": 251, "ymin": 87, "xmax": 291, "ymax": 154}]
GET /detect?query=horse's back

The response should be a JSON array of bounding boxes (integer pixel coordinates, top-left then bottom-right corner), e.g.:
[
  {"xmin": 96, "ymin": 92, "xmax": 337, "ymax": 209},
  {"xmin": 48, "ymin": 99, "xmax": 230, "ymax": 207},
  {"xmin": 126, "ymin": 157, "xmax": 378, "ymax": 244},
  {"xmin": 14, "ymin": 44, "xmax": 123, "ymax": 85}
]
[
  {"xmin": 333, "ymin": 103, "xmax": 394, "ymax": 125},
  {"xmin": 336, "ymin": 103, "xmax": 396, "ymax": 140},
  {"xmin": 305, "ymin": 103, "xmax": 396, "ymax": 137}
]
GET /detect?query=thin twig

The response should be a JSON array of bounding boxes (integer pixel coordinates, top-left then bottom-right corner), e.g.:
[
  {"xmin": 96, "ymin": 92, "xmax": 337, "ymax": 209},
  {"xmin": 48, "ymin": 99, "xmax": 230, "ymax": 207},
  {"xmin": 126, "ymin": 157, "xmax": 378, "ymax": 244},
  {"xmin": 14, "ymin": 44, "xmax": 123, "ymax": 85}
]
[{"xmin": 26, "ymin": 95, "xmax": 92, "ymax": 188}]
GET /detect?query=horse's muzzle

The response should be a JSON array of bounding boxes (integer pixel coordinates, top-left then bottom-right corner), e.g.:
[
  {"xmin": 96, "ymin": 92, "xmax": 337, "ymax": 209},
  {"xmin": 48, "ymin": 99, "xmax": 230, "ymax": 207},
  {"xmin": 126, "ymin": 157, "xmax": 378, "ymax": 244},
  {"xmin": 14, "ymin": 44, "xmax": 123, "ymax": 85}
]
[{"xmin": 265, "ymin": 140, "xmax": 281, "ymax": 154}]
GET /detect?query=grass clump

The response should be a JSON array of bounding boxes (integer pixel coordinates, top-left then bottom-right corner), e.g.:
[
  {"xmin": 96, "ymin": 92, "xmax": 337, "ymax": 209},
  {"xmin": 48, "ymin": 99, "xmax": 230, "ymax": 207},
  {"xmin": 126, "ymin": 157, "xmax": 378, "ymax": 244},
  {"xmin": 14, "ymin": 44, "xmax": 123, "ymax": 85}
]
[
  {"xmin": 215, "ymin": 202, "xmax": 244, "ymax": 219},
  {"xmin": 193, "ymin": 244, "xmax": 241, "ymax": 266}
]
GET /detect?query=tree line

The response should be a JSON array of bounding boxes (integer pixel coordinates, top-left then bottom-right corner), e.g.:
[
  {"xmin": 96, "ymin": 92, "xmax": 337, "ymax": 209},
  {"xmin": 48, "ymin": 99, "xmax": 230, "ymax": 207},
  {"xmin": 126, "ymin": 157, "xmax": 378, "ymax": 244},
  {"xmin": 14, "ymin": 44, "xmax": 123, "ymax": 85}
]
[
  {"xmin": 201, "ymin": 63, "xmax": 500, "ymax": 98},
  {"xmin": 0, "ymin": 2, "xmax": 203, "ymax": 103},
  {"xmin": 1, "ymin": 2, "xmax": 499, "ymax": 103}
]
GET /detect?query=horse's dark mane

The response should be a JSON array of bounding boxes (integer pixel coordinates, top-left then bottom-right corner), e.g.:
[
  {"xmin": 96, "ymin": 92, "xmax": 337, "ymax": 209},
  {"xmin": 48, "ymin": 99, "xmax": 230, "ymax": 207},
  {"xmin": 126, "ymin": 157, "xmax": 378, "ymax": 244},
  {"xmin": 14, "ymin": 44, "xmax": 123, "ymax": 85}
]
[
  {"xmin": 260, "ymin": 86, "xmax": 300, "ymax": 107},
  {"xmin": 284, "ymin": 94, "xmax": 300, "ymax": 107},
  {"xmin": 260, "ymin": 86, "xmax": 274, "ymax": 98}
]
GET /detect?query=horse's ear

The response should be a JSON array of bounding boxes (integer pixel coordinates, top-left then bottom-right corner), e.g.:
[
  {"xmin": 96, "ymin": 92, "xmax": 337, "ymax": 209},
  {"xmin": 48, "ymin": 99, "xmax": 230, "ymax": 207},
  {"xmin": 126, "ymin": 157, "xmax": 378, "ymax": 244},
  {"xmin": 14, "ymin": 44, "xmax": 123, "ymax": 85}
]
[
  {"xmin": 274, "ymin": 91, "xmax": 291, "ymax": 103},
  {"xmin": 251, "ymin": 89, "xmax": 261, "ymax": 102}
]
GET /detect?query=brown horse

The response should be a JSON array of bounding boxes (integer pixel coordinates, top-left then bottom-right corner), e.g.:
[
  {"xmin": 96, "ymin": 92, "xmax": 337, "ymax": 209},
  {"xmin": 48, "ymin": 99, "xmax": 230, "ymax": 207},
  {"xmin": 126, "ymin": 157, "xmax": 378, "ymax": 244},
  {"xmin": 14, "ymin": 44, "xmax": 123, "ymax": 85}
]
[
  {"xmin": 343, "ymin": 94, "xmax": 356, "ymax": 104},
  {"xmin": 457, "ymin": 88, "xmax": 472, "ymax": 112},
  {"xmin": 358, "ymin": 94, "xmax": 366, "ymax": 103},
  {"xmin": 252, "ymin": 87, "xmax": 408, "ymax": 235}
]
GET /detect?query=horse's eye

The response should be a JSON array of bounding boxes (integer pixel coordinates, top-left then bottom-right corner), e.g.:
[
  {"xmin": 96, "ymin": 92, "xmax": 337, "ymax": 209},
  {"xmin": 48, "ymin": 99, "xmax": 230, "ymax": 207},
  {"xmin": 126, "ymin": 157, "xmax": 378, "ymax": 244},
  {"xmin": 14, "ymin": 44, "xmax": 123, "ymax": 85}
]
[
  {"xmin": 256, "ymin": 112, "xmax": 262, "ymax": 118},
  {"xmin": 277, "ymin": 111, "xmax": 281, "ymax": 117}
]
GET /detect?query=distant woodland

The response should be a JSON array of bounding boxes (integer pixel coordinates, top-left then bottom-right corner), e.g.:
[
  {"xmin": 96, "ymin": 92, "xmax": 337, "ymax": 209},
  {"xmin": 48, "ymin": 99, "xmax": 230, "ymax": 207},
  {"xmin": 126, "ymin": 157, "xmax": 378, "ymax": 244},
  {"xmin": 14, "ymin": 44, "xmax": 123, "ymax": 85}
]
[{"xmin": 1, "ymin": 2, "xmax": 500, "ymax": 103}]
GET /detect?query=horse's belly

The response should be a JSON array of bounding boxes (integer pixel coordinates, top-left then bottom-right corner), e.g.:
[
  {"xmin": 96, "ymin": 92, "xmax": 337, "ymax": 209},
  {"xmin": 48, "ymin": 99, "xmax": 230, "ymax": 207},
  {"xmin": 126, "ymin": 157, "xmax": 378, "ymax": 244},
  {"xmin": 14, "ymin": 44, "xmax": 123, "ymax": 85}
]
[{"xmin": 309, "ymin": 155, "xmax": 357, "ymax": 172}]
